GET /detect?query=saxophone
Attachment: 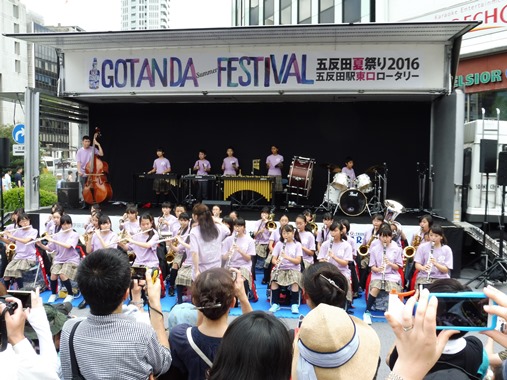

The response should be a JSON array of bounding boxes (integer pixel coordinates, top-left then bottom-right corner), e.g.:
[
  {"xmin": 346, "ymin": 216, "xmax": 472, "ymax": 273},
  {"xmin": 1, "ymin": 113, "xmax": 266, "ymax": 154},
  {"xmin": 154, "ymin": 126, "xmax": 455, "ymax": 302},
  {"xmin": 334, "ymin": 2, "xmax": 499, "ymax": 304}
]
[
  {"xmin": 357, "ymin": 233, "xmax": 377, "ymax": 256},
  {"xmin": 403, "ymin": 228, "xmax": 422, "ymax": 259},
  {"xmin": 271, "ymin": 242, "xmax": 286, "ymax": 283}
]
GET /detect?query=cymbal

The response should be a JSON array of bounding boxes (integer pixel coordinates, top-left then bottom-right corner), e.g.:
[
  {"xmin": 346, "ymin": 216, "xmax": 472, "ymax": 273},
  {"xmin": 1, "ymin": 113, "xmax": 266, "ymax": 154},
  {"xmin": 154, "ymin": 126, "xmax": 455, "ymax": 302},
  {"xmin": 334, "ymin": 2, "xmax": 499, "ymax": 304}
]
[
  {"xmin": 319, "ymin": 162, "xmax": 338, "ymax": 170},
  {"xmin": 365, "ymin": 164, "xmax": 385, "ymax": 174}
]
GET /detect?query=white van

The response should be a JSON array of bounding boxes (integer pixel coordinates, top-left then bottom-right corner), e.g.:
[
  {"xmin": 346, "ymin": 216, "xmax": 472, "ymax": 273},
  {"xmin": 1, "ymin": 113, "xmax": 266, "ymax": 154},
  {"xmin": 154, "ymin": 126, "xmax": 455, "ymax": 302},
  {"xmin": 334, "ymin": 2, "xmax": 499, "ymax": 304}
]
[{"xmin": 42, "ymin": 157, "xmax": 57, "ymax": 174}]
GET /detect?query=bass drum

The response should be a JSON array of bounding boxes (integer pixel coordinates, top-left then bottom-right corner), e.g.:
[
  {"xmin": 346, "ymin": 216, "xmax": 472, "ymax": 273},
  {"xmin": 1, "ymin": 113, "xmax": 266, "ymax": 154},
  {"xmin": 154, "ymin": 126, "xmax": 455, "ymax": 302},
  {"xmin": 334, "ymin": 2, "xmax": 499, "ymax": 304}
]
[
  {"xmin": 339, "ymin": 189, "xmax": 367, "ymax": 216},
  {"xmin": 287, "ymin": 156, "xmax": 315, "ymax": 197}
]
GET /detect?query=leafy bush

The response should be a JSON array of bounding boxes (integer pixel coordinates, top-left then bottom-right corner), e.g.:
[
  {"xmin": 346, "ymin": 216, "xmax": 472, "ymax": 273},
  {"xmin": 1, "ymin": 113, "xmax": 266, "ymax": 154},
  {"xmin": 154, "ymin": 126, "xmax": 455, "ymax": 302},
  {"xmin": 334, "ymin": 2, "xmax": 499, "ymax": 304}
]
[{"xmin": 1, "ymin": 179, "xmax": 58, "ymax": 213}]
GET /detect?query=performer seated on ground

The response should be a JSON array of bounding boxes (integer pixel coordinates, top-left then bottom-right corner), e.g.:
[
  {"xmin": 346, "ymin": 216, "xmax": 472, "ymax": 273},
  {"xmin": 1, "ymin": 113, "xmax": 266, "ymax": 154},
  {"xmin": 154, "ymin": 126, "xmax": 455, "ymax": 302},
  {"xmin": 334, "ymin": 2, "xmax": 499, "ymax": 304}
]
[
  {"xmin": 359, "ymin": 213, "xmax": 384, "ymax": 290},
  {"xmin": 269, "ymin": 224, "xmax": 303, "ymax": 315},
  {"xmin": 363, "ymin": 225, "xmax": 403, "ymax": 325},
  {"xmin": 414, "ymin": 224, "xmax": 453, "ymax": 288},
  {"xmin": 168, "ymin": 212, "xmax": 192, "ymax": 301},
  {"xmin": 251, "ymin": 207, "xmax": 271, "ymax": 281},
  {"xmin": 119, "ymin": 203, "xmax": 140, "ymax": 235},
  {"xmin": 340, "ymin": 218, "xmax": 361, "ymax": 298}
]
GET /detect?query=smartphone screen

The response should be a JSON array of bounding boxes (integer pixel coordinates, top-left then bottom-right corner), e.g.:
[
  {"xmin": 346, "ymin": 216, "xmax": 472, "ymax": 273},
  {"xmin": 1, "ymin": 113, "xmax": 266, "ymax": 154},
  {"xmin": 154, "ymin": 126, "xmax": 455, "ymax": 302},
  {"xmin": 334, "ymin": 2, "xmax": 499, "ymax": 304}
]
[
  {"xmin": 430, "ymin": 292, "xmax": 496, "ymax": 331},
  {"xmin": 7, "ymin": 290, "xmax": 32, "ymax": 309},
  {"xmin": 131, "ymin": 265, "xmax": 146, "ymax": 280}
]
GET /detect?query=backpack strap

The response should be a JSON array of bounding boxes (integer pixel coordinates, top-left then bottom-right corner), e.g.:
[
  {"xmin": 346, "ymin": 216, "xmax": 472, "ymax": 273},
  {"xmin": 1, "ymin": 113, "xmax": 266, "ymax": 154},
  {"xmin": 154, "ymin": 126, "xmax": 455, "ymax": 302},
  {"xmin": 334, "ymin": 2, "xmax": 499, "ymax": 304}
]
[{"xmin": 186, "ymin": 327, "xmax": 212, "ymax": 367}]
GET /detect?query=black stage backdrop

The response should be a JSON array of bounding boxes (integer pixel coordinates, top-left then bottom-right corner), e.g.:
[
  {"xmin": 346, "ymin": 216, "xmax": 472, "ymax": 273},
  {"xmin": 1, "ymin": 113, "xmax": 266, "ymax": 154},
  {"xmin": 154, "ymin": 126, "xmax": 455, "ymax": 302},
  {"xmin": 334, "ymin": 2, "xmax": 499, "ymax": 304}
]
[{"xmin": 89, "ymin": 101, "xmax": 431, "ymax": 209}]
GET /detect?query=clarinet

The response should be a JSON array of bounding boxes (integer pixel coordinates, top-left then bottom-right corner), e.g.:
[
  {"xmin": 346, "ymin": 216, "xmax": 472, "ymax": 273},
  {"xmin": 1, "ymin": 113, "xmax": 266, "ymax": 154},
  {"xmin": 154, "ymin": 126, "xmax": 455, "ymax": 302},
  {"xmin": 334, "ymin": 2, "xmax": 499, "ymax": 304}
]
[
  {"xmin": 271, "ymin": 242, "xmax": 286, "ymax": 283},
  {"xmin": 225, "ymin": 232, "xmax": 238, "ymax": 269},
  {"xmin": 426, "ymin": 241, "xmax": 435, "ymax": 282},
  {"xmin": 381, "ymin": 242, "xmax": 387, "ymax": 290},
  {"xmin": 324, "ymin": 237, "xmax": 334, "ymax": 262}
]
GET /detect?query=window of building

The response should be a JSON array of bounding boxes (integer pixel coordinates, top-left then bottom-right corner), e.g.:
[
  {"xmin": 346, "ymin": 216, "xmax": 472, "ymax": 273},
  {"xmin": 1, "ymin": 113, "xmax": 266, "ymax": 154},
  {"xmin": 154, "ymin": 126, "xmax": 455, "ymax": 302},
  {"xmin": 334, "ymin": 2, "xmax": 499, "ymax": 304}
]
[
  {"xmin": 298, "ymin": 0, "xmax": 312, "ymax": 24},
  {"xmin": 13, "ymin": 4, "xmax": 19, "ymax": 18},
  {"xmin": 250, "ymin": 0, "xmax": 259, "ymax": 25},
  {"xmin": 13, "ymin": 23, "xmax": 19, "ymax": 33},
  {"xmin": 15, "ymin": 60, "xmax": 21, "ymax": 73},
  {"xmin": 466, "ymin": 90, "xmax": 507, "ymax": 123},
  {"xmin": 235, "ymin": 0, "xmax": 243, "ymax": 26},
  {"xmin": 343, "ymin": 0, "xmax": 360, "ymax": 23},
  {"xmin": 319, "ymin": 0, "xmax": 334, "ymax": 23},
  {"xmin": 280, "ymin": 0, "xmax": 292, "ymax": 24},
  {"xmin": 14, "ymin": 41, "xmax": 20, "ymax": 55},
  {"xmin": 264, "ymin": 0, "xmax": 274, "ymax": 25}
]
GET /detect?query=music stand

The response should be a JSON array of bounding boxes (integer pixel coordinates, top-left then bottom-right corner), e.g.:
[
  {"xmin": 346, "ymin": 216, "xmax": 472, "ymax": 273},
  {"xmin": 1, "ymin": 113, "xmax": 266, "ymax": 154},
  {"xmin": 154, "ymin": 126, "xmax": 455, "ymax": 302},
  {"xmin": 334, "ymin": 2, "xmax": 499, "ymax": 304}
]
[{"xmin": 316, "ymin": 166, "xmax": 333, "ymax": 213}]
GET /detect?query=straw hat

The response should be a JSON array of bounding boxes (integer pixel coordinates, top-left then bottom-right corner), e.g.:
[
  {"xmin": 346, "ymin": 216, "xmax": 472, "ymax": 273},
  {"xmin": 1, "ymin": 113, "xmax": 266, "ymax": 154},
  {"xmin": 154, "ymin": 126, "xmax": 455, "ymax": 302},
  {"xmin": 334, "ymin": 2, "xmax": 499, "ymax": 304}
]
[{"xmin": 292, "ymin": 303, "xmax": 381, "ymax": 380}]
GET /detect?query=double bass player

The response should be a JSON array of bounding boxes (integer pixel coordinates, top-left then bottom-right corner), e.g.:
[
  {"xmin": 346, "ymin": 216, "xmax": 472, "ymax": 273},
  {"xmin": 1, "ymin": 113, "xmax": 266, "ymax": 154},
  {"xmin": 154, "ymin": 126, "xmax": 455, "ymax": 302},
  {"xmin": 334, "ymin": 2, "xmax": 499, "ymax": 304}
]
[{"xmin": 76, "ymin": 132, "xmax": 104, "ymax": 209}]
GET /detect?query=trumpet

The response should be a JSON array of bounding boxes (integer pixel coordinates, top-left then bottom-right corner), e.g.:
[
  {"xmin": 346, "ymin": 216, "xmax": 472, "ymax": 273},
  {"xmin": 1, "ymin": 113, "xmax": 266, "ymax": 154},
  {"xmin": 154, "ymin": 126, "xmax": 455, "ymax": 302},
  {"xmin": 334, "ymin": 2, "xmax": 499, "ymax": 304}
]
[
  {"xmin": 426, "ymin": 241, "xmax": 435, "ymax": 282},
  {"xmin": 358, "ymin": 233, "xmax": 377, "ymax": 256}
]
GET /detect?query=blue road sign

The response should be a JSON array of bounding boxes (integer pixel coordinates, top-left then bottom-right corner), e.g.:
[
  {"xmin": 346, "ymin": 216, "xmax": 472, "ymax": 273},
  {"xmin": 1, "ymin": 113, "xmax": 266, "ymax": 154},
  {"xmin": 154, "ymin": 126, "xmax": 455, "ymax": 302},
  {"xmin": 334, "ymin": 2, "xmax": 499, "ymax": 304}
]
[{"xmin": 12, "ymin": 124, "xmax": 25, "ymax": 144}]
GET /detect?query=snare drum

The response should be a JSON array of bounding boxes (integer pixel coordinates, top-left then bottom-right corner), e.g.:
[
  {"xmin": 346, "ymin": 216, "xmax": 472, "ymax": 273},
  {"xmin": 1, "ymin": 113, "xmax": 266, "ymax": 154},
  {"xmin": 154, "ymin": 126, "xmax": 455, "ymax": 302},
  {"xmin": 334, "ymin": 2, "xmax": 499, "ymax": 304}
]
[
  {"xmin": 332, "ymin": 172, "xmax": 348, "ymax": 191},
  {"xmin": 287, "ymin": 156, "xmax": 315, "ymax": 197},
  {"xmin": 339, "ymin": 189, "xmax": 367, "ymax": 216},
  {"xmin": 323, "ymin": 184, "xmax": 341, "ymax": 205},
  {"xmin": 356, "ymin": 173, "xmax": 373, "ymax": 193}
]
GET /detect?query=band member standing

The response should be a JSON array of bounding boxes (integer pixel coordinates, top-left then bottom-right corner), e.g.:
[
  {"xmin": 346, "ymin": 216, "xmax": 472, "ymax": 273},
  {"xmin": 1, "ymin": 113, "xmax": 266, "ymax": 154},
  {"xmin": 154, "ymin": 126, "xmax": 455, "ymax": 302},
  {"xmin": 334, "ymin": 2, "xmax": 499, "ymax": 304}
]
[
  {"xmin": 157, "ymin": 202, "xmax": 178, "ymax": 237},
  {"xmin": 222, "ymin": 217, "xmax": 255, "ymax": 297},
  {"xmin": 119, "ymin": 203, "xmax": 140, "ymax": 235},
  {"xmin": 266, "ymin": 145, "xmax": 284, "ymax": 192},
  {"xmin": 363, "ymin": 226, "xmax": 403, "ymax": 325},
  {"xmin": 414, "ymin": 225, "xmax": 453, "ymax": 287},
  {"xmin": 341, "ymin": 156, "xmax": 356, "ymax": 188},
  {"xmin": 193, "ymin": 149, "xmax": 211, "ymax": 202},
  {"xmin": 221, "ymin": 146, "xmax": 239, "ymax": 176},
  {"xmin": 264, "ymin": 214, "xmax": 289, "ymax": 285},
  {"xmin": 146, "ymin": 147, "xmax": 172, "ymax": 206},
  {"xmin": 316, "ymin": 213, "xmax": 334, "ymax": 251},
  {"xmin": 44, "ymin": 214, "xmax": 81, "ymax": 304},
  {"xmin": 168, "ymin": 212, "xmax": 192, "ymax": 301},
  {"xmin": 359, "ymin": 213, "xmax": 384, "ymax": 290},
  {"xmin": 2, "ymin": 213, "xmax": 38, "ymax": 290},
  {"xmin": 76, "ymin": 134, "xmax": 104, "ymax": 209},
  {"xmin": 189, "ymin": 203, "xmax": 230, "ymax": 279},
  {"xmin": 124, "ymin": 213, "xmax": 159, "ymax": 269}
]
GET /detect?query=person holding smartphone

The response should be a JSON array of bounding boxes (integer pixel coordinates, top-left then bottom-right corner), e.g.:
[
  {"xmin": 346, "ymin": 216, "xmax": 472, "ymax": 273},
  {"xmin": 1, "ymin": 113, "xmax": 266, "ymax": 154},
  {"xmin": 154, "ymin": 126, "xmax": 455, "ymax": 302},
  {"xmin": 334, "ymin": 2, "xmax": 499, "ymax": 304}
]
[{"xmin": 386, "ymin": 278, "xmax": 488, "ymax": 378}]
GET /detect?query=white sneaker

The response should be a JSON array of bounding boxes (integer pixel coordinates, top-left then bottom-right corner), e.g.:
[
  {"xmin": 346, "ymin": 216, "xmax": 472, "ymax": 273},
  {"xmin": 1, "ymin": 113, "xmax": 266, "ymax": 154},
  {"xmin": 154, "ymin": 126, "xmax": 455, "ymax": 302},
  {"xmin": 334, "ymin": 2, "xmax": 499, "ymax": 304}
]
[
  {"xmin": 48, "ymin": 294, "xmax": 57, "ymax": 303},
  {"xmin": 269, "ymin": 303, "xmax": 281, "ymax": 313},
  {"xmin": 363, "ymin": 311, "xmax": 372, "ymax": 325},
  {"xmin": 63, "ymin": 295, "xmax": 74, "ymax": 303}
]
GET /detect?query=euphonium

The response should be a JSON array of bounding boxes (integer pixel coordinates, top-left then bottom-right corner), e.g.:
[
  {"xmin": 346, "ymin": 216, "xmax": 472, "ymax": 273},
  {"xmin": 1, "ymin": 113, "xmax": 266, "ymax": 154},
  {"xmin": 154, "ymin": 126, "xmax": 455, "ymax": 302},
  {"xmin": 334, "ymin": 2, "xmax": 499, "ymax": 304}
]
[
  {"xmin": 6, "ymin": 243, "xmax": 16, "ymax": 262},
  {"xmin": 358, "ymin": 234, "xmax": 377, "ymax": 257}
]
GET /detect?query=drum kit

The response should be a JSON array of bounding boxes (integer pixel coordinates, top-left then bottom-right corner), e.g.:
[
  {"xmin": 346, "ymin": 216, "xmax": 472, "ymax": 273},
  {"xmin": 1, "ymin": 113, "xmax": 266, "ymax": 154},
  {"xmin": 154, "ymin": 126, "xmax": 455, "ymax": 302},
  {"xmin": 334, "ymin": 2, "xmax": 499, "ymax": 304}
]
[{"xmin": 317, "ymin": 162, "xmax": 387, "ymax": 217}]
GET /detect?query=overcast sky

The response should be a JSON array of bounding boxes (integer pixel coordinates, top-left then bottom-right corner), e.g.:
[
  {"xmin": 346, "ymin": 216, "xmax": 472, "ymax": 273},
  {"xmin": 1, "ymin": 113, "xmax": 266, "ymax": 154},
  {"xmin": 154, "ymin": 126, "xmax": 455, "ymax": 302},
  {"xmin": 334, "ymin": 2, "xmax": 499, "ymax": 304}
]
[{"xmin": 20, "ymin": 0, "xmax": 231, "ymax": 31}]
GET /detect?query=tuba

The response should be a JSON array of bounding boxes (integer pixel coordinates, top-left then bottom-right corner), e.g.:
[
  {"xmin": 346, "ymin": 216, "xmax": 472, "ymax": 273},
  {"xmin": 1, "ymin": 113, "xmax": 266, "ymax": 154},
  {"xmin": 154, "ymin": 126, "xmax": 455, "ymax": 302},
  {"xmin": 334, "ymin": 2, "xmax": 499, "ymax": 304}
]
[{"xmin": 384, "ymin": 200, "xmax": 405, "ymax": 224}]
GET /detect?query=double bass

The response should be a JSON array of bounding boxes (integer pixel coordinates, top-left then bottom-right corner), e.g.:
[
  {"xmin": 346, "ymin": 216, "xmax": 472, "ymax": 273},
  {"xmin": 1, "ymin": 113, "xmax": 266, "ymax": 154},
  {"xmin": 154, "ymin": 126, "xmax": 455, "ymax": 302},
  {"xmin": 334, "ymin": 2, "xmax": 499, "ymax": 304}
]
[{"xmin": 83, "ymin": 127, "xmax": 113, "ymax": 205}]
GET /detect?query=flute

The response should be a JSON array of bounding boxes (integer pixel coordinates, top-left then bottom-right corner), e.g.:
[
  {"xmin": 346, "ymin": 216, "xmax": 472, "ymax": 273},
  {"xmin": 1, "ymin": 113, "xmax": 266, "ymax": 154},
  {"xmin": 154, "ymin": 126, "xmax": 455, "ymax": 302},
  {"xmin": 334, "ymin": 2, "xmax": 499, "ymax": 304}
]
[
  {"xmin": 27, "ymin": 228, "xmax": 70, "ymax": 245},
  {"xmin": 0, "ymin": 225, "xmax": 31, "ymax": 236},
  {"xmin": 109, "ymin": 228, "xmax": 154, "ymax": 247},
  {"xmin": 426, "ymin": 241, "xmax": 435, "ymax": 282},
  {"xmin": 153, "ymin": 233, "xmax": 190, "ymax": 245}
]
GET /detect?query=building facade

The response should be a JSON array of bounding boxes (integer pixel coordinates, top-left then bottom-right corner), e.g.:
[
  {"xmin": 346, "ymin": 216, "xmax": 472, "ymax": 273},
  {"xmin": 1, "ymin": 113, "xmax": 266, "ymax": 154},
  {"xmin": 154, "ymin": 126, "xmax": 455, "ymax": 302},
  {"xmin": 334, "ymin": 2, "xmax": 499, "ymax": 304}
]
[
  {"xmin": 233, "ymin": 0, "xmax": 374, "ymax": 26},
  {"xmin": 0, "ymin": 0, "xmax": 28, "ymax": 126},
  {"xmin": 121, "ymin": 0, "xmax": 170, "ymax": 30}
]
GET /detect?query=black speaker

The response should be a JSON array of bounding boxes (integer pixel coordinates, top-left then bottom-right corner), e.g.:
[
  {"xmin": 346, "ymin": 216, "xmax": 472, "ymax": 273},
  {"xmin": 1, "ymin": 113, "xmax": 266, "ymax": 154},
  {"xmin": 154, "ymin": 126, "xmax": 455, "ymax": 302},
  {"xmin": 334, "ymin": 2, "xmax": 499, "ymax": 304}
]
[
  {"xmin": 57, "ymin": 188, "xmax": 80, "ymax": 209},
  {"xmin": 202, "ymin": 200, "xmax": 232, "ymax": 216},
  {"xmin": 442, "ymin": 225, "xmax": 464, "ymax": 279},
  {"xmin": 498, "ymin": 152, "xmax": 507, "ymax": 186},
  {"xmin": 0, "ymin": 138, "xmax": 10, "ymax": 167},
  {"xmin": 62, "ymin": 181, "xmax": 79, "ymax": 189},
  {"xmin": 480, "ymin": 139, "xmax": 497, "ymax": 173}
]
